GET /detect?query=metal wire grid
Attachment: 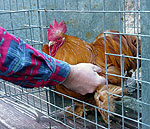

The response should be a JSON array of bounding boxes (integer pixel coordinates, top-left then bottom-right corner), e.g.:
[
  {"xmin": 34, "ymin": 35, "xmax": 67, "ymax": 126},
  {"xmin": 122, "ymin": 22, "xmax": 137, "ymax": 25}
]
[{"xmin": 0, "ymin": 0, "xmax": 149, "ymax": 128}]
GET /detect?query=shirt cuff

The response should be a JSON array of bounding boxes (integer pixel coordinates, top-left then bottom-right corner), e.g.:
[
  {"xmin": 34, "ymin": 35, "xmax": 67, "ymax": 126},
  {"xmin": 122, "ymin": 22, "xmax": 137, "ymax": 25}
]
[{"xmin": 43, "ymin": 57, "xmax": 70, "ymax": 87}]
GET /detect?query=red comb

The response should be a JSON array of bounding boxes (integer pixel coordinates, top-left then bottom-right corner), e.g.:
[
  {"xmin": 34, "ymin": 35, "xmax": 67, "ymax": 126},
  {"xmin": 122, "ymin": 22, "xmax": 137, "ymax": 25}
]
[
  {"xmin": 47, "ymin": 19, "xmax": 67, "ymax": 41},
  {"xmin": 51, "ymin": 19, "xmax": 66, "ymax": 33},
  {"xmin": 53, "ymin": 19, "xmax": 59, "ymax": 28}
]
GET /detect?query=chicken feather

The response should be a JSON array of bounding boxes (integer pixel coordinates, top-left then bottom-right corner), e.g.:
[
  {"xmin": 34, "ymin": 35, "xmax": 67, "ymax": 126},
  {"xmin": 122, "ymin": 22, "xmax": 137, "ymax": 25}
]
[{"xmin": 42, "ymin": 20, "xmax": 141, "ymax": 123}]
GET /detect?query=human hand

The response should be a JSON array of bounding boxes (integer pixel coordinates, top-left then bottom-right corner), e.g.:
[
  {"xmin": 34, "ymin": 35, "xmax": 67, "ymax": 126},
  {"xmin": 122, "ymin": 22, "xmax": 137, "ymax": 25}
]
[{"xmin": 63, "ymin": 63, "xmax": 106, "ymax": 95}]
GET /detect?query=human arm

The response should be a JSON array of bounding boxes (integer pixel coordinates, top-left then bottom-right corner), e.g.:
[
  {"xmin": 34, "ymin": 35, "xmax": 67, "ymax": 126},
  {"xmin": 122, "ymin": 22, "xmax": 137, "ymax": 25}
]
[
  {"xmin": 0, "ymin": 27, "xmax": 70, "ymax": 88},
  {"xmin": 0, "ymin": 27, "xmax": 105, "ymax": 94}
]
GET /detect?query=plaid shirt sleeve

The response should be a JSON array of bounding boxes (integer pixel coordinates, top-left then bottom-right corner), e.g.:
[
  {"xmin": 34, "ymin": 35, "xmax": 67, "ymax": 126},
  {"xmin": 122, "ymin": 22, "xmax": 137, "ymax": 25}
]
[{"xmin": 0, "ymin": 27, "xmax": 70, "ymax": 88}]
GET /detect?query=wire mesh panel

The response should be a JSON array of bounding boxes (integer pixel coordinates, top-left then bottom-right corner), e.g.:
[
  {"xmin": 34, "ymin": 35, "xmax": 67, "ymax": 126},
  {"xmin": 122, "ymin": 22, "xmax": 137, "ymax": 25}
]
[{"xmin": 0, "ymin": 0, "xmax": 149, "ymax": 128}]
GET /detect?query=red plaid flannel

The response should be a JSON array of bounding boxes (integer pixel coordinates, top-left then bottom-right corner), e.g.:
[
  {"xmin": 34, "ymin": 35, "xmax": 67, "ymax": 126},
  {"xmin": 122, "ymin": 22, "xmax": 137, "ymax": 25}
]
[{"xmin": 0, "ymin": 27, "xmax": 70, "ymax": 88}]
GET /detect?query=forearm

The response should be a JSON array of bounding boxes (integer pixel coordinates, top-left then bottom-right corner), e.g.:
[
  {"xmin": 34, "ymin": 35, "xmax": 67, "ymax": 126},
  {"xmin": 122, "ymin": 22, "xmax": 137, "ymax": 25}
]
[{"xmin": 0, "ymin": 27, "xmax": 70, "ymax": 88}]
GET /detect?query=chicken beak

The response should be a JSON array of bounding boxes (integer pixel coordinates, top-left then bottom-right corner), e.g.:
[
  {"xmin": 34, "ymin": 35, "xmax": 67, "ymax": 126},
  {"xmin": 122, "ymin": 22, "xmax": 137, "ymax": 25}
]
[
  {"xmin": 62, "ymin": 37, "xmax": 65, "ymax": 41},
  {"xmin": 48, "ymin": 41, "xmax": 56, "ymax": 47}
]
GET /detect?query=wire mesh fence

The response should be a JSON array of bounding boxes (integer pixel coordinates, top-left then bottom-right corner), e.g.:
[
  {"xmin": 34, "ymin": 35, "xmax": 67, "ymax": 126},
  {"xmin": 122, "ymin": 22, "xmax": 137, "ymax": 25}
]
[{"xmin": 0, "ymin": 0, "xmax": 149, "ymax": 128}]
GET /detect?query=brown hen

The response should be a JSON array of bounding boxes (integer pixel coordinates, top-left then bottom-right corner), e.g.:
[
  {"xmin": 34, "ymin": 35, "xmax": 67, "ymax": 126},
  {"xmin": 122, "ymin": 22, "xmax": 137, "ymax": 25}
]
[{"xmin": 42, "ymin": 19, "xmax": 141, "ymax": 123}]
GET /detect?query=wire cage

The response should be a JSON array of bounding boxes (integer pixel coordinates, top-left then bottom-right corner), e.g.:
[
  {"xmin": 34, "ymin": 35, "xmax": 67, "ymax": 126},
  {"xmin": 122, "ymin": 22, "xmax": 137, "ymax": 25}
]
[{"xmin": 0, "ymin": 0, "xmax": 149, "ymax": 128}]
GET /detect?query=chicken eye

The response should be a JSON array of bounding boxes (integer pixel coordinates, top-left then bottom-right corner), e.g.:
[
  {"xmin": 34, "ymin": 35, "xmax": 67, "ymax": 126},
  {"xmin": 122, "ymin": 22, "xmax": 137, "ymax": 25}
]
[{"xmin": 57, "ymin": 37, "xmax": 61, "ymax": 40}]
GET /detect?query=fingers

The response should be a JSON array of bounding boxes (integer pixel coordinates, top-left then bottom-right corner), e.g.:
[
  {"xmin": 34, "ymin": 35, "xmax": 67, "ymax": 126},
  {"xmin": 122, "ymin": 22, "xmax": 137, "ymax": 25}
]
[
  {"xmin": 63, "ymin": 63, "xmax": 106, "ymax": 95},
  {"xmin": 92, "ymin": 65, "xmax": 102, "ymax": 73},
  {"xmin": 78, "ymin": 63, "xmax": 102, "ymax": 73},
  {"xmin": 96, "ymin": 75, "xmax": 106, "ymax": 85}
]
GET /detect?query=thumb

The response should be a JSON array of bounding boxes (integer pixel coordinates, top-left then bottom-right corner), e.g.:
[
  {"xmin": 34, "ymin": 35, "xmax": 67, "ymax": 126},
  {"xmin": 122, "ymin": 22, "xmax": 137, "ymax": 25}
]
[
  {"xmin": 92, "ymin": 65, "xmax": 102, "ymax": 73},
  {"xmin": 95, "ymin": 74, "xmax": 106, "ymax": 85}
]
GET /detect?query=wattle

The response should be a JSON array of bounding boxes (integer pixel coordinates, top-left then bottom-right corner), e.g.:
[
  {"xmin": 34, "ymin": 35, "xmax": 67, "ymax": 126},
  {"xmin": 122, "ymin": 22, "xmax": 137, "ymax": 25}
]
[
  {"xmin": 50, "ymin": 44, "xmax": 57, "ymax": 57},
  {"xmin": 50, "ymin": 40, "xmax": 65, "ymax": 57}
]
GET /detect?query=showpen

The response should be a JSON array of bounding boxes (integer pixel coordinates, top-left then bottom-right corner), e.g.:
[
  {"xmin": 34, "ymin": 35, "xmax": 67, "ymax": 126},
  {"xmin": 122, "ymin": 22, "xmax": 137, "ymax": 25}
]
[{"xmin": 0, "ymin": 0, "xmax": 149, "ymax": 129}]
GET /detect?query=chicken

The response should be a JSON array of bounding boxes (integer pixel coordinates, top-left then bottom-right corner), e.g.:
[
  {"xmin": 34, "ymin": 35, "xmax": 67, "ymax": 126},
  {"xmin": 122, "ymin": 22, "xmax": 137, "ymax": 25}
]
[
  {"xmin": 42, "ymin": 19, "xmax": 141, "ymax": 123},
  {"xmin": 92, "ymin": 30, "xmax": 141, "ymax": 75},
  {"xmin": 92, "ymin": 30, "xmax": 141, "ymax": 122}
]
